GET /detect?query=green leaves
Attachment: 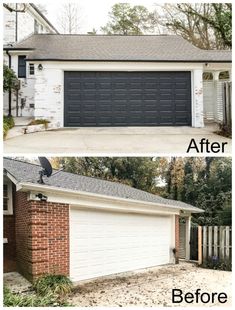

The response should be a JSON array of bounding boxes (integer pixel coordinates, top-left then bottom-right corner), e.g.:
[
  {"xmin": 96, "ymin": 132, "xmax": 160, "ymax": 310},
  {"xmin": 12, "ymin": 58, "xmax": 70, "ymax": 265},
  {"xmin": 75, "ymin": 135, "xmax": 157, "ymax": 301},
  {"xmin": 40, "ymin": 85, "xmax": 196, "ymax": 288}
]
[
  {"xmin": 101, "ymin": 3, "xmax": 157, "ymax": 35},
  {"xmin": 3, "ymin": 65, "xmax": 19, "ymax": 92}
]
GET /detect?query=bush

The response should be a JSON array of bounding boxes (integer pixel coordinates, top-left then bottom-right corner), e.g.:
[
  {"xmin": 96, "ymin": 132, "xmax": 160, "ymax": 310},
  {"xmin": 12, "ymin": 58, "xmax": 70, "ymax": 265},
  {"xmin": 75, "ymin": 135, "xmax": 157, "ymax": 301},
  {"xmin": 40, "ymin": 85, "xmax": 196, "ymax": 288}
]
[
  {"xmin": 3, "ymin": 65, "xmax": 19, "ymax": 92},
  {"xmin": 3, "ymin": 287, "xmax": 70, "ymax": 307},
  {"xmin": 200, "ymin": 257, "xmax": 232, "ymax": 271},
  {"xmin": 28, "ymin": 119, "xmax": 50, "ymax": 128},
  {"xmin": 33, "ymin": 274, "xmax": 73, "ymax": 297},
  {"xmin": 3, "ymin": 115, "xmax": 15, "ymax": 138}
]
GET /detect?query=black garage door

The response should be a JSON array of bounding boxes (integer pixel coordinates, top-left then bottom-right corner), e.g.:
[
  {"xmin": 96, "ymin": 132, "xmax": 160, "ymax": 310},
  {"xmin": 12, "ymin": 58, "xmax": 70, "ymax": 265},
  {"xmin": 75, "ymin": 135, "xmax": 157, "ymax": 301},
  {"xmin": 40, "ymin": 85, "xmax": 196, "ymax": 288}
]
[{"xmin": 64, "ymin": 71, "xmax": 191, "ymax": 127}]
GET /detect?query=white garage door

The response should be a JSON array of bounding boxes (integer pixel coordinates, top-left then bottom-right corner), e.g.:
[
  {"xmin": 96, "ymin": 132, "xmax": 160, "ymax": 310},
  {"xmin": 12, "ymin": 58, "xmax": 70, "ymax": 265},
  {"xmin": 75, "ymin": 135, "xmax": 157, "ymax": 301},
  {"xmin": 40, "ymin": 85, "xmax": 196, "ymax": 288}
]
[{"xmin": 70, "ymin": 208, "xmax": 173, "ymax": 281}]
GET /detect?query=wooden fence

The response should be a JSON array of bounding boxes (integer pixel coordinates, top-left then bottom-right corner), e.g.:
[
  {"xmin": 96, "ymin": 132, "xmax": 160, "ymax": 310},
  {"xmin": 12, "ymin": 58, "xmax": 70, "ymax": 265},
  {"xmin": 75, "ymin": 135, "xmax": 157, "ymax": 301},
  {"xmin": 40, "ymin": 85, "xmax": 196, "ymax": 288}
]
[
  {"xmin": 223, "ymin": 82, "xmax": 232, "ymax": 129},
  {"xmin": 198, "ymin": 226, "xmax": 232, "ymax": 265}
]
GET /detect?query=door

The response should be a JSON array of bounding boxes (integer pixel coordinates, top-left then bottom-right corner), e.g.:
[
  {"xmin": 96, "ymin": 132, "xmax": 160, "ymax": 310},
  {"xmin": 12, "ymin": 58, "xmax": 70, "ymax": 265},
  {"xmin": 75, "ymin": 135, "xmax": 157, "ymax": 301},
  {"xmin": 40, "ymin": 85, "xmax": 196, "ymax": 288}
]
[
  {"xmin": 179, "ymin": 222, "xmax": 186, "ymax": 259},
  {"xmin": 64, "ymin": 71, "xmax": 191, "ymax": 127},
  {"xmin": 70, "ymin": 208, "xmax": 173, "ymax": 281},
  {"xmin": 190, "ymin": 226, "xmax": 198, "ymax": 260}
]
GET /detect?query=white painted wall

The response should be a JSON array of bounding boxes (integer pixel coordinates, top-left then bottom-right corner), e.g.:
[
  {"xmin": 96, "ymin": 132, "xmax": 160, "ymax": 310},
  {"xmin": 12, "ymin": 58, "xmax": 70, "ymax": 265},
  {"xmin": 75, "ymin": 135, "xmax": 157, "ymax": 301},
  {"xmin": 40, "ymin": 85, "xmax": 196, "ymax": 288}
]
[
  {"xmin": 3, "ymin": 53, "xmax": 35, "ymax": 117},
  {"xmin": 192, "ymin": 69, "xmax": 204, "ymax": 127},
  {"xmin": 32, "ymin": 61, "xmax": 205, "ymax": 127},
  {"xmin": 3, "ymin": 5, "xmax": 55, "ymax": 45}
]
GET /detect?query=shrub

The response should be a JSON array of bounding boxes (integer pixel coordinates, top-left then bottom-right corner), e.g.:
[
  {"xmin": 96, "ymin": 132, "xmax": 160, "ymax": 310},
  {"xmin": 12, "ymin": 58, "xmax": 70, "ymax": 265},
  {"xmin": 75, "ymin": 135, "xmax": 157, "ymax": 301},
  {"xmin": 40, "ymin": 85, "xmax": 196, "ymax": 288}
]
[
  {"xmin": 3, "ymin": 115, "xmax": 15, "ymax": 138},
  {"xmin": 33, "ymin": 274, "xmax": 73, "ymax": 297},
  {"xmin": 3, "ymin": 65, "xmax": 19, "ymax": 92},
  {"xmin": 28, "ymin": 119, "xmax": 50, "ymax": 128},
  {"xmin": 200, "ymin": 257, "xmax": 232, "ymax": 271},
  {"xmin": 4, "ymin": 115, "xmax": 15, "ymax": 129},
  {"xmin": 3, "ymin": 287, "xmax": 70, "ymax": 307}
]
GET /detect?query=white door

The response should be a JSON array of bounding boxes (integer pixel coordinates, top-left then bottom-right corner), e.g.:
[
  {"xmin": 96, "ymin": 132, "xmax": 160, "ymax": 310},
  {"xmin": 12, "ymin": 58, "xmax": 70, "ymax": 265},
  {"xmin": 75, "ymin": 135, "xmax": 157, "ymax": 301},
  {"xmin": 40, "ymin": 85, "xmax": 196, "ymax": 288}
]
[{"xmin": 70, "ymin": 208, "xmax": 173, "ymax": 281}]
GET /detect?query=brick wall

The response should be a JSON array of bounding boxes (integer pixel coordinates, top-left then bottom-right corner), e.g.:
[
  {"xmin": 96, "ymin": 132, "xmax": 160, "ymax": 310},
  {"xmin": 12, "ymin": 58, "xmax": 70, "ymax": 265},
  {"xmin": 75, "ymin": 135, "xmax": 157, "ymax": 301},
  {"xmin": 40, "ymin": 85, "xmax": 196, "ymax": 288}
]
[
  {"xmin": 13, "ymin": 191, "xmax": 69, "ymax": 281},
  {"xmin": 175, "ymin": 215, "xmax": 180, "ymax": 264},
  {"xmin": 29, "ymin": 200, "xmax": 69, "ymax": 279}
]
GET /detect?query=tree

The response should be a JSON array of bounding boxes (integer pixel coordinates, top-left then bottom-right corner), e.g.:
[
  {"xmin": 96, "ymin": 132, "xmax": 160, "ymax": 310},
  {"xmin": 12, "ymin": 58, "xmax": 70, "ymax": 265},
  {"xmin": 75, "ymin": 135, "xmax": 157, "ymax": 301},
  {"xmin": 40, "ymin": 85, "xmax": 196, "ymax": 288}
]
[
  {"xmin": 51, "ymin": 157, "xmax": 231, "ymax": 226},
  {"xmin": 158, "ymin": 3, "xmax": 232, "ymax": 49},
  {"xmin": 101, "ymin": 3, "xmax": 158, "ymax": 35},
  {"xmin": 52, "ymin": 157, "xmax": 161, "ymax": 193},
  {"xmin": 57, "ymin": 3, "xmax": 81, "ymax": 34},
  {"xmin": 163, "ymin": 157, "xmax": 232, "ymax": 225},
  {"xmin": 3, "ymin": 65, "xmax": 19, "ymax": 93}
]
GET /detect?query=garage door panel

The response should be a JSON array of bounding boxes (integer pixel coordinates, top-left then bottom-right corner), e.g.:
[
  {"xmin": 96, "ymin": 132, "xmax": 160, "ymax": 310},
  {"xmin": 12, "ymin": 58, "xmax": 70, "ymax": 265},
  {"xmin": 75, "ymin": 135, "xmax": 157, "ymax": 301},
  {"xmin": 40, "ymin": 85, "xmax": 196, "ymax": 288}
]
[
  {"xmin": 70, "ymin": 209, "xmax": 172, "ymax": 281},
  {"xmin": 64, "ymin": 71, "xmax": 191, "ymax": 126}
]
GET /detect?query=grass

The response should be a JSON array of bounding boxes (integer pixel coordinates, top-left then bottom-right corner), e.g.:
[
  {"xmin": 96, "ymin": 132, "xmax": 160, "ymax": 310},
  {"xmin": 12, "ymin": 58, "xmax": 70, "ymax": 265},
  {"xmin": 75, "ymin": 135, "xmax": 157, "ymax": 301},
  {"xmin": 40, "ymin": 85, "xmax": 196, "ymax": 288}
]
[
  {"xmin": 3, "ymin": 287, "xmax": 70, "ymax": 307},
  {"xmin": 33, "ymin": 274, "xmax": 73, "ymax": 297},
  {"xmin": 4, "ymin": 274, "xmax": 73, "ymax": 307},
  {"xmin": 3, "ymin": 115, "xmax": 15, "ymax": 138},
  {"xmin": 28, "ymin": 119, "xmax": 50, "ymax": 129}
]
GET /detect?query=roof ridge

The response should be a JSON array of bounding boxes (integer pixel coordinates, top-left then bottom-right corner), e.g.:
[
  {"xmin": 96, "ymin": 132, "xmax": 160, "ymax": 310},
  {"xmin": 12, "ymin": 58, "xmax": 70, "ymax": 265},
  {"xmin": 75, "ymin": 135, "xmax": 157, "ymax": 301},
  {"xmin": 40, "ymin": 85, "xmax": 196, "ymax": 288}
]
[{"xmin": 28, "ymin": 33, "xmax": 178, "ymax": 37}]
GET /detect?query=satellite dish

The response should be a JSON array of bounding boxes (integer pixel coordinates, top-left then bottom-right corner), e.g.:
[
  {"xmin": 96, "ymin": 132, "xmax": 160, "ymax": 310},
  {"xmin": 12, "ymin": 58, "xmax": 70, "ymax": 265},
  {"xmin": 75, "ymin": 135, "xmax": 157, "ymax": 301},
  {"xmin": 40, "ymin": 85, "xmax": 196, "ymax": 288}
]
[{"xmin": 38, "ymin": 157, "xmax": 52, "ymax": 184}]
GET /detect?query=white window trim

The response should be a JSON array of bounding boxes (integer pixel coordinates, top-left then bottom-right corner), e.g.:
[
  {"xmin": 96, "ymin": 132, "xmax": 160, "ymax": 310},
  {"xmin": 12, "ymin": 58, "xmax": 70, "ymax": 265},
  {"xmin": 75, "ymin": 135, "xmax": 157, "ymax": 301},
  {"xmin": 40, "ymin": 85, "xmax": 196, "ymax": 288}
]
[{"xmin": 3, "ymin": 179, "xmax": 13, "ymax": 215}]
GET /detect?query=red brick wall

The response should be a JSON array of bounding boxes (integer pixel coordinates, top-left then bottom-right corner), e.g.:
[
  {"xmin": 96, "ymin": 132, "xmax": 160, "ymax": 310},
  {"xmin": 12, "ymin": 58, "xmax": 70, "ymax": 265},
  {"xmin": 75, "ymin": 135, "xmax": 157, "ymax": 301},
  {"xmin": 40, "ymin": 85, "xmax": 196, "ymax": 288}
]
[
  {"xmin": 29, "ymin": 200, "xmax": 69, "ymax": 280},
  {"xmin": 12, "ymin": 191, "xmax": 69, "ymax": 281},
  {"xmin": 175, "ymin": 215, "xmax": 180, "ymax": 264}
]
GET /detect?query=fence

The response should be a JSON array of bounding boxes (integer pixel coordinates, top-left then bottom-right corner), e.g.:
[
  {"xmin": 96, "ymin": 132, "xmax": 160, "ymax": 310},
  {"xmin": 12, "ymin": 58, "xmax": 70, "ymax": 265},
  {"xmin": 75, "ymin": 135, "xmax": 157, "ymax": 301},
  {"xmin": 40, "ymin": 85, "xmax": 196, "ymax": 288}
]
[
  {"xmin": 223, "ymin": 82, "xmax": 232, "ymax": 130},
  {"xmin": 198, "ymin": 226, "xmax": 232, "ymax": 265},
  {"xmin": 203, "ymin": 80, "xmax": 231, "ymax": 124}
]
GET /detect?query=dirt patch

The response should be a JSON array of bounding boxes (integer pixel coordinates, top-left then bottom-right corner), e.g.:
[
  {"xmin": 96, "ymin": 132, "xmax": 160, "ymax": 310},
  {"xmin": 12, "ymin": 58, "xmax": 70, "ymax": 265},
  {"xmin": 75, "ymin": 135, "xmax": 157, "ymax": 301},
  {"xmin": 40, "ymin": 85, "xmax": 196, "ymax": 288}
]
[{"xmin": 70, "ymin": 263, "xmax": 232, "ymax": 307}]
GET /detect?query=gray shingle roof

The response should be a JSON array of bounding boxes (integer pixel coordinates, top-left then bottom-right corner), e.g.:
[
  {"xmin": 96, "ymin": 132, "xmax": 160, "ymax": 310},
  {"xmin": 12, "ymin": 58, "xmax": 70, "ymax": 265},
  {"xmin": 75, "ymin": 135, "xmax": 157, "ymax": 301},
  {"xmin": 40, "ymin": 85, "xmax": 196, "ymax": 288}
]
[
  {"xmin": 9, "ymin": 34, "xmax": 231, "ymax": 62},
  {"xmin": 4, "ymin": 158, "xmax": 203, "ymax": 213}
]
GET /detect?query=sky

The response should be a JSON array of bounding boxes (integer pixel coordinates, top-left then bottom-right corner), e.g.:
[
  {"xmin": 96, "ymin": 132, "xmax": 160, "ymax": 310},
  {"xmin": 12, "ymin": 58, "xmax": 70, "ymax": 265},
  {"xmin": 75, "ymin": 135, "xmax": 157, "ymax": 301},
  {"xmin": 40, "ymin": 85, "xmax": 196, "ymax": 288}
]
[{"xmin": 40, "ymin": 0, "xmax": 157, "ymax": 34}]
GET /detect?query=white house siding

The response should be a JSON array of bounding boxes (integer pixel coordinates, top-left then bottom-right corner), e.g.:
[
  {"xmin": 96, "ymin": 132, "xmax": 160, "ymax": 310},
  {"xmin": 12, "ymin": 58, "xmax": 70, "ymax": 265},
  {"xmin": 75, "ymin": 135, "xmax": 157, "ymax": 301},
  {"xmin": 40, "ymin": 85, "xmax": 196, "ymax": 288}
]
[
  {"xmin": 3, "ymin": 54, "xmax": 35, "ymax": 117},
  {"xmin": 3, "ymin": 7, "xmax": 16, "ymax": 44},
  {"xmin": 33, "ymin": 61, "xmax": 204, "ymax": 128},
  {"xmin": 192, "ymin": 69, "xmax": 204, "ymax": 127}
]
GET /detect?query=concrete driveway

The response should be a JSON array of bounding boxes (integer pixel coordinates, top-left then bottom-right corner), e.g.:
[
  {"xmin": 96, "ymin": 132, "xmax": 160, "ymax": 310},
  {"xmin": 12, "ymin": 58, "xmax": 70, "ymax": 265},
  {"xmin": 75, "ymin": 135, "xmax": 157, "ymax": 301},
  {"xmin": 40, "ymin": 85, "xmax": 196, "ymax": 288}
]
[
  {"xmin": 70, "ymin": 263, "xmax": 232, "ymax": 307},
  {"xmin": 4, "ymin": 124, "xmax": 231, "ymax": 154}
]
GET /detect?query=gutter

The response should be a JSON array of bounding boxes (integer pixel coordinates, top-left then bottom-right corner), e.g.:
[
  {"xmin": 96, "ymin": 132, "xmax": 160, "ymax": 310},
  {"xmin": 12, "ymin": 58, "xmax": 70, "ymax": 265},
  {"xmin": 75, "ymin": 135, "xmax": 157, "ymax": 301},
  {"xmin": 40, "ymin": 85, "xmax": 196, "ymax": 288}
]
[
  {"xmin": 23, "ymin": 59, "xmax": 232, "ymax": 63},
  {"xmin": 18, "ymin": 181, "xmax": 204, "ymax": 214}
]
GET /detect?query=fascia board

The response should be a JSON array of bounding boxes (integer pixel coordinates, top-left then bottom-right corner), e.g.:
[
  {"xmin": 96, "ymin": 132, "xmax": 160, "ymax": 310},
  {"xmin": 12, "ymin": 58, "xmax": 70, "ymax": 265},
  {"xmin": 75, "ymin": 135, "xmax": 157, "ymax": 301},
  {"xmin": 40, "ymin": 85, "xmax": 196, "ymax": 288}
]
[{"xmin": 20, "ymin": 182, "xmax": 182, "ymax": 215}]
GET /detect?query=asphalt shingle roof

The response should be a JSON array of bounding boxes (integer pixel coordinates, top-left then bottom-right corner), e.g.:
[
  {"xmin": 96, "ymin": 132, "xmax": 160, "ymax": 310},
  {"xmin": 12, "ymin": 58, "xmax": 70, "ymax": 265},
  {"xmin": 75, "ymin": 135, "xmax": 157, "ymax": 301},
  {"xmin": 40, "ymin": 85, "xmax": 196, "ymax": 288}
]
[
  {"xmin": 4, "ymin": 158, "xmax": 203, "ymax": 213},
  {"xmin": 9, "ymin": 34, "xmax": 231, "ymax": 62}
]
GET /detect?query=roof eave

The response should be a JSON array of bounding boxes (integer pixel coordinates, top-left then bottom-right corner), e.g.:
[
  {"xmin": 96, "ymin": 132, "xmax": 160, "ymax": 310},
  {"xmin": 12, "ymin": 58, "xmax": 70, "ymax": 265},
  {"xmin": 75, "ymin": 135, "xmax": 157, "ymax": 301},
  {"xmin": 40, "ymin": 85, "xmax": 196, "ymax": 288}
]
[
  {"xmin": 24, "ymin": 58, "xmax": 232, "ymax": 63},
  {"xmin": 16, "ymin": 181, "xmax": 202, "ymax": 214}
]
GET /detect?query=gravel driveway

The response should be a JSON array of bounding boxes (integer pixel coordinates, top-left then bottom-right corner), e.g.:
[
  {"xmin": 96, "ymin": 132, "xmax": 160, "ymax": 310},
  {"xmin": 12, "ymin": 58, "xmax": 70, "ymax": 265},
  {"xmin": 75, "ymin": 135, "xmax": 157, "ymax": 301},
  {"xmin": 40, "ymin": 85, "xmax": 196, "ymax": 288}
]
[{"xmin": 70, "ymin": 263, "xmax": 232, "ymax": 307}]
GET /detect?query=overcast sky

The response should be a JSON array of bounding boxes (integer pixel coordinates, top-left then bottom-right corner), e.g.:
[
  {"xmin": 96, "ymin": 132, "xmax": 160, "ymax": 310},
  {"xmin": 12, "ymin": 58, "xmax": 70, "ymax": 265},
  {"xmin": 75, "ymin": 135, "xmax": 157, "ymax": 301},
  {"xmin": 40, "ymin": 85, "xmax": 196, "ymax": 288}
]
[{"xmin": 41, "ymin": 0, "xmax": 157, "ymax": 33}]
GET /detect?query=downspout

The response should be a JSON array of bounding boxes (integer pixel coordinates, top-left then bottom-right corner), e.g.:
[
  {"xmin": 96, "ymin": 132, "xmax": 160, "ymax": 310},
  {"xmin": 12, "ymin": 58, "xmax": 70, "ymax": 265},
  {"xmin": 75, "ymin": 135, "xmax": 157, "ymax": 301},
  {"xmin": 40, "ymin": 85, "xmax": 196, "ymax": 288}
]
[
  {"xmin": 15, "ymin": 3, "xmax": 18, "ymax": 42},
  {"xmin": 6, "ymin": 50, "xmax": 12, "ymax": 117}
]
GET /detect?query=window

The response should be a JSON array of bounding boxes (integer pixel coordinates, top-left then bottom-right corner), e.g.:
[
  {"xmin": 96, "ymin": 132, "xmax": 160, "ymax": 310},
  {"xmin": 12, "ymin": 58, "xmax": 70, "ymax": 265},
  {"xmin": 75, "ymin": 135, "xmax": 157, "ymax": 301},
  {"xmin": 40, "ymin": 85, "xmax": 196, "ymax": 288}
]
[
  {"xmin": 18, "ymin": 56, "xmax": 26, "ymax": 78},
  {"xmin": 34, "ymin": 19, "xmax": 39, "ymax": 34},
  {"xmin": 29, "ymin": 64, "xmax": 35, "ymax": 75},
  {"xmin": 3, "ymin": 180, "xmax": 13, "ymax": 215}
]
